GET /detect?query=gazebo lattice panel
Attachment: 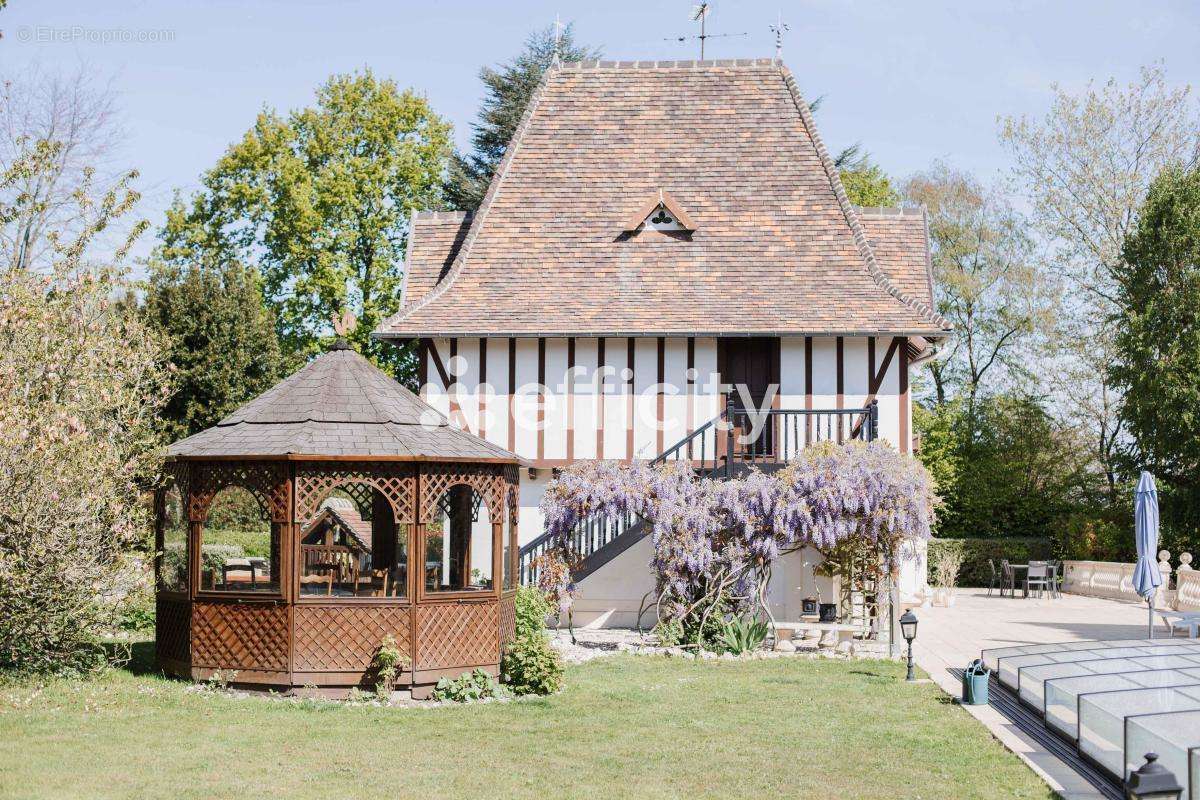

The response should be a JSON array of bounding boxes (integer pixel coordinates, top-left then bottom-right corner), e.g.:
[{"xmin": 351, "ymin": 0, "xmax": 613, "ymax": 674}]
[
  {"xmin": 190, "ymin": 602, "xmax": 289, "ymax": 672},
  {"xmin": 419, "ymin": 464, "xmax": 504, "ymax": 523},
  {"xmin": 414, "ymin": 602, "xmax": 500, "ymax": 670},
  {"xmin": 295, "ymin": 463, "xmax": 416, "ymax": 523},
  {"xmin": 186, "ymin": 461, "xmax": 290, "ymax": 523},
  {"xmin": 294, "ymin": 605, "xmax": 412, "ymax": 672},
  {"xmin": 499, "ymin": 595, "xmax": 516, "ymax": 647},
  {"xmin": 155, "ymin": 596, "xmax": 191, "ymax": 663}
]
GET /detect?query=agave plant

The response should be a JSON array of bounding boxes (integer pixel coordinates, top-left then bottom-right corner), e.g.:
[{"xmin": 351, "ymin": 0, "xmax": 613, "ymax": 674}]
[{"xmin": 718, "ymin": 616, "xmax": 770, "ymax": 655}]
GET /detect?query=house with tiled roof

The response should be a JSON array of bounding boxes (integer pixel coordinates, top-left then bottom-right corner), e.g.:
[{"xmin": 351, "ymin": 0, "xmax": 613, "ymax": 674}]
[{"xmin": 375, "ymin": 58, "xmax": 948, "ymax": 627}]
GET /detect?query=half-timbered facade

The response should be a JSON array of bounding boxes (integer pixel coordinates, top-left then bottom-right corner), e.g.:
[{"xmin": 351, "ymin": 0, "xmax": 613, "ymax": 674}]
[{"xmin": 375, "ymin": 58, "xmax": 949, "ymax": 628}]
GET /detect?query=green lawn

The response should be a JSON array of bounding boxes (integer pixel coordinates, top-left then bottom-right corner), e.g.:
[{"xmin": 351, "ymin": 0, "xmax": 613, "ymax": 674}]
[{"xmin": 0, "ymin": 642, "xmax": 1052, "ymax": 800}]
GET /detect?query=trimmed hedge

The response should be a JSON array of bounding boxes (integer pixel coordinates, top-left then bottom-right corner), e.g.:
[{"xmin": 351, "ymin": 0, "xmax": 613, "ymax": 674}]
[{"xmin": 927, "ymin": 537, "xmax": 1055, "ymax": 588}]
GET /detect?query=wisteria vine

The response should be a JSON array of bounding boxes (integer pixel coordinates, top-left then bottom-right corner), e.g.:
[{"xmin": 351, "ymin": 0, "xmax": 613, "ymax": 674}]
[{"xmin": 539, "ymin": 441, "xmax": 937, "ymax": 640}]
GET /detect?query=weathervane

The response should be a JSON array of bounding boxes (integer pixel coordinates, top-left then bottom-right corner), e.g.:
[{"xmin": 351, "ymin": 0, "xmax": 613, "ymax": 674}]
[
  {"xmin": 665, "ymin": 2, "xmax": 746, "ymax": 60},
  {"xmin": 332, "ymin": 310, "xmax": 357, "ymax": 337},
  {"xmin": 553, "ymin": 13, "xmax": 564, "ymax": 65},
  {"xmin": 770, "ymin": 12, "xmax": 789, "ymax": 59}
]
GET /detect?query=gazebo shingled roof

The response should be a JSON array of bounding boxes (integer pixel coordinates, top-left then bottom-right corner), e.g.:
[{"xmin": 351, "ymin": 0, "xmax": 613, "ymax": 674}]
[{"xmin": 166, "ymin": 341, "xmax": 518, "ymax": 462}]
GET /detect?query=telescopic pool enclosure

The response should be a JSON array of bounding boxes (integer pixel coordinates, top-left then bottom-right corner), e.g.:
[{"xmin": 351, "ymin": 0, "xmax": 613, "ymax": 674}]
[
  {"xmin": 984, "ymin": 638, "xmax": 1200, "ymax": 796},
  {"xmin": 154, "ymin": 339, "xmax": 521, "ymax": 698}
]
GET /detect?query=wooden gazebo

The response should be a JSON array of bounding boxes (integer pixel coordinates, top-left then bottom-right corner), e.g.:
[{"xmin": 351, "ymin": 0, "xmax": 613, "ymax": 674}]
[{"xmin": 154, "ymin": 339, "xmax": 520, "ymax": 698}]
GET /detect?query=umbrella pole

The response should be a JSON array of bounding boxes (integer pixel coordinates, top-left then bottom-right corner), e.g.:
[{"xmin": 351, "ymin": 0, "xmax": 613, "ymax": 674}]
[{"xmin": 1148, "ymin": 596, "xmax": 1154, "ymax": 639}]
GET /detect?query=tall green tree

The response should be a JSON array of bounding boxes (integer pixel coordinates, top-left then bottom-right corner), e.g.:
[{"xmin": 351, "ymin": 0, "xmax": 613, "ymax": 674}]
[
  {"xmin": 1001, "ymin": 65, "xmax": 1200, "ymax": 498},
  {"xmin": 445, "ymin": 23, "xmax": 600, "ymax": 210},
  {"xmin": 158, "ymin": 70, "xmax": 452, "ymax": 379},
  {"xmin": 841, "ymin": 160, "xmax": 899, "ymax": 207},
  {"xmin": 904, "ymin": 163, "xmax": 1055, "ymax": 412},
  {"xmin": 143, "ymin": 260, "xmax": 283, "ymax": 441},
  {"xmin": 1109, "ymin": 165, "xmax": 1200, "ymax": 547},
  {"xmin": 915, "ymin": 394, "xmax": 1092, "ymax": 541}
]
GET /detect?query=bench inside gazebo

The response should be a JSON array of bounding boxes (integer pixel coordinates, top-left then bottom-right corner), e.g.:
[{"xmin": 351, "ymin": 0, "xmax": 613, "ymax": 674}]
[{"xmin": 154, "ymin": 337, "xmax": 521, "ymax": 698}]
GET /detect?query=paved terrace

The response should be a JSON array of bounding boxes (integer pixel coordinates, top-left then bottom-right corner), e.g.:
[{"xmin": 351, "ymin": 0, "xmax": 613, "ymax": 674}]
[{"xmin": 914, "ymin": 588, "xmax": 1158, "ymax": 800}]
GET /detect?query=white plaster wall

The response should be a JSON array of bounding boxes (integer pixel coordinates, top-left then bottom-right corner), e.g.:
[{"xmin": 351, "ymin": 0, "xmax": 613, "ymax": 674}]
[
  {"xmin": 517, "ymin": 471, "xmax": 549, "ymax": 548},
  {"xmin": 683, "ymin": 338, "xmax": 721, "ymax": 461},
  {"xmin": 572, "ymin": 338, "xmax": 599, "ymax": 460},
  {"xmin": 512, "ymin": 338, "xmax": 539, "ymax": 457},
  {"xmin": 662, "ymin": 338, "xmax": 688, "ymax": 455},
  {"xmin": 632, "ymin": 337, "xmax": 657, "ymax": 459},
  {"xmin": 876, "ymin": 342, "xmax": 902, "ymax": 450},
  {"xmin": 842, "ymin": 337, "xmax": 869, "ymax": 415},
  {"xmin": 779, "ymin": 337, "xmax": 807, "ymax": 412},
  {"xmin": 483, "ymin": 338, "xmax": 509, "ymax": 450},
  {"xmin": 763, "ymin": 547, "xmax": 839, "ymax": 621},
  {"xmin": 543, "ymin": 339, "xmax": 569, "ymax": 460},
  {"xmin": 601, "ymin": 337, "xmax": 629, "ymax": 461},
  {"xmin": 424, "ymin": 338, "xmax": 452, "ymax": 420},
  {"xmin": 571, "ymin": 535, "xmax": 658, "ymax": 628}
]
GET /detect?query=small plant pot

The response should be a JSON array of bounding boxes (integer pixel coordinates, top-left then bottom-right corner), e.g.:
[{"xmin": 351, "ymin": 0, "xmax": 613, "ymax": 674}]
[
  {"xmin": 818, "ymin": 603, "xmax": 837, "ymax": 623},
  {"xmin": 932, "ymin": 587, "xmax": 956, "ymax": 607},
  {"xmin": 802, "ymin": 598, "xmax": 818, "ymax": 616}
]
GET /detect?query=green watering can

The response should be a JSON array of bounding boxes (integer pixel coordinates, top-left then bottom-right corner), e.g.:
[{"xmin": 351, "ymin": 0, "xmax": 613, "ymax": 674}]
[{"xmin": 962, "ymin": 659, "xmax": 990, "ymax": 706}]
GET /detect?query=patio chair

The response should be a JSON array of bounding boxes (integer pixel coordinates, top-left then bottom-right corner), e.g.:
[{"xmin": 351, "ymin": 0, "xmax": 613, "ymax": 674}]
[
  {"xmin": 1159, "ymin": 611, "xmax": 1200, "ymax": 638},
  {"xmin": 986, "ymin": 559, "xmax": 999, "ymax": 597},
  {"xmin": 1047, "ymin": 559, "xmax": 1063, "ymax": 598},
  {"xmin": 1025, "ymin": 562, "xmax": 1051, "ymax": 599},
  {"xmin": 299, "ymin": 571, "xmax": 333, "ymax": 595},
  {"xmin": 999, "ymin": 559, "xmax": 1016, "ymax": 597},
  {"xmin": 221, "ymin": 558, "xmax": 257, "ymax": 589}
]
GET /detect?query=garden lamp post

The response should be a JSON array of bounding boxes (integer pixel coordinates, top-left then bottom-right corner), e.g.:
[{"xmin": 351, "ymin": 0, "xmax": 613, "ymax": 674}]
[
  {"xmin": 1125, "ymin": 753, "xmax": 1183, "ymax": 800},
  {"xmin": 900, "ymin": 609, "xmax": 918, "ymax": 682}
]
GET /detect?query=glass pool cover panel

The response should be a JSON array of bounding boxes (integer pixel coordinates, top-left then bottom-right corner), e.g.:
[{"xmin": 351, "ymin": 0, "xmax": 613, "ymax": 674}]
[
  {"xmin": 980, "ymin": 639, "xmax": 1200, "ymax": 797},
  {"xmin": 981, "ymin": 639, "xmax": 1200, "ymax": 672},
  {"xmin": 1022, "ymin": 656, "xmax": 1200, "ymax": 711},
  {"xmin": 1078, "ymin": 687, "xmax": 1200, "ymax": 778},
  {"xmin": 1043, "ymin": 667, "xmax": 1200, "ymax": 739},
  {"xmin": 1124, "ymin": 709, "xmax": 1200, "ymax": 794},
  {"xmin": 998, "ymin": 647, "xmax": 1162, "ymax": 691}
]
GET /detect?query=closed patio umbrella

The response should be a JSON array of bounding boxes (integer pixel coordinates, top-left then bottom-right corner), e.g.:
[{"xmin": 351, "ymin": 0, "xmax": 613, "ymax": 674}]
[{"xmin": 1133, "ymin": 471, "xmax": 1162, "ymax": 638}]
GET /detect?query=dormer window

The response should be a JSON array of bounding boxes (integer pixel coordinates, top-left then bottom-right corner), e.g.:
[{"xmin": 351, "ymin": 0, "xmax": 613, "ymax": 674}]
[{"xmin": 622, "ymin": 188, "xmax": 696, "ymax": 233}]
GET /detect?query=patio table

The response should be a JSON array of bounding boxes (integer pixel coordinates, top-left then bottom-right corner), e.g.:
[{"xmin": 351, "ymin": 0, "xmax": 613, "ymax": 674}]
[{"xmin": 1008, "ymin": 563, "xmax": 1060, "ymax": 599}]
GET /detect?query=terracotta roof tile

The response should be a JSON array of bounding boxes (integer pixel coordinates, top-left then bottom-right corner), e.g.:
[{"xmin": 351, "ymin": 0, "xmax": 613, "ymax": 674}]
[
  {"xmin": 856, "ymin": 207, "xmax": 934, "ymax": 310},
  {"xmin": 379, "ymin": 59, "xmax": 949, "ymax": 338}
]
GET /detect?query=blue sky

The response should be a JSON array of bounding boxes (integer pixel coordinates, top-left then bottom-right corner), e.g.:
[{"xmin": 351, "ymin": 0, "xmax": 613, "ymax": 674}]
[{"xmin": 2, "ymin": 0, "xmax": 1198, "ymax": 262}]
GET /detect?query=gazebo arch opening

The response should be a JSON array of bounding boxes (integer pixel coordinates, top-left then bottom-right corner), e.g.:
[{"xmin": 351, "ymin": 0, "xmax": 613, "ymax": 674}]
[
  {"xmin": 299, "ymin": 486, "xmax": 409, "ymax": 598},
  {"xmin": 201, "ymin": 485, "xmax": 280, "ymax": 593},
  {"xmin": 426, "ymin": 483, "xmax": 495, "ymax": 594}
]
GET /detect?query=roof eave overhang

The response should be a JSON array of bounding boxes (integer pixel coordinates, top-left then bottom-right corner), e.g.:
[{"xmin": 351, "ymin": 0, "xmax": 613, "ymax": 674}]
[
  {"xmin": 165, "ymin": 453, "xmax": 526, "ymax": 465},
  {"xmin": 374, "ymin": 329, "xmax": 952, "ymax": 340}
]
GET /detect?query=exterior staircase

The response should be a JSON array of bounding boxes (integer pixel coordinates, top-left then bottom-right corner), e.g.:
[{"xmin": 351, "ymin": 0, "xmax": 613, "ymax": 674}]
[{"xmin": 518, "ymin": 401, "xmax": 879, "ymax": 586}]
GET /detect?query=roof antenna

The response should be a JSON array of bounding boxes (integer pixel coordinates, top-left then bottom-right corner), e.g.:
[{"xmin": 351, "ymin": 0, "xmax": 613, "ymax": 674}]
[
  {"xmin": 693, "ymin": 3, "xmax": 709, "ymax": 59},
  {"xmin": 665, "ymin": 3, "xmax": 747, "ymax": 59},
  {"xmin": 552, "ymin": 13, "xmax": 564, "ymax": 66},
  {"xmin": 770, "ymin": 12, "xmax": 789, "ymax": 60}
]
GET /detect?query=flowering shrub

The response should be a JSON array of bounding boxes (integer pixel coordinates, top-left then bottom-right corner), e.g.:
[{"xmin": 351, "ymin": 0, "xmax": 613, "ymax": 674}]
[
  {"xmin": 501, "ymin": 585, "xmax": 564, "ymax": 696},
  {"xmin": 0, "ymin": 139, "xmax": 168, "ymax": 673},
  {"xmin": 541, "ymin": 441, "xmax": 936, "ymax": 646}
]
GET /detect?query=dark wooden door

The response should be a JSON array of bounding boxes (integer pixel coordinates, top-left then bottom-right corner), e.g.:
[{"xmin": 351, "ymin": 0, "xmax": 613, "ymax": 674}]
[{"xmin": 718, "ymin": 338, "xmax": 779, "ymax": 457}]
